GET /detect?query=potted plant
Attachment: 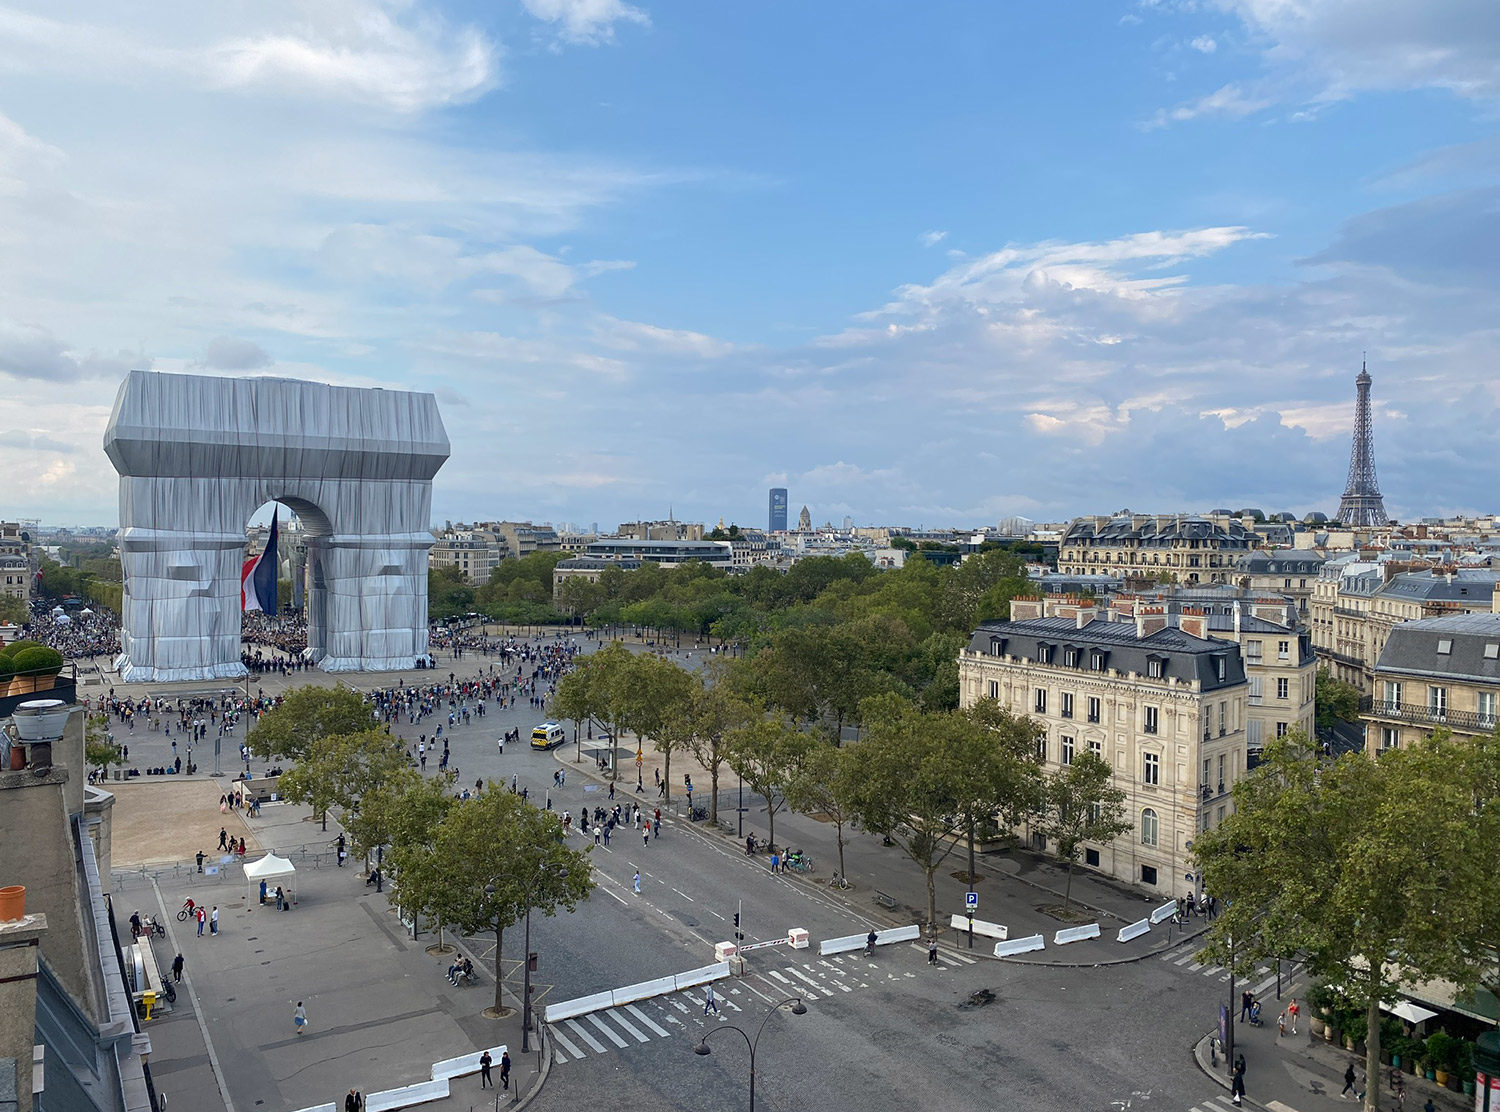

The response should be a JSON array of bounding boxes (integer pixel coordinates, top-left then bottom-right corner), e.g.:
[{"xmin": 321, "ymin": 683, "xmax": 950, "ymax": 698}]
[
  {"xmin": 6, "ymin": 645, "xmax": 63, "ymax": 695},
  {"xmin": 1420, "ymin": 1053, "xmax": 1436, "ymax": 1081},
  {"xmin": 1428, "ymin": 1033, "xmax": 1453, "ymax": 1087}
]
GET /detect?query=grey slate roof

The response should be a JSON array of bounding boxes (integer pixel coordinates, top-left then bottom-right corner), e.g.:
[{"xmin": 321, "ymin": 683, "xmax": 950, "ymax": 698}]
[
  {"xmin": 1374, "ymin": 612, "xmax": 1500, "ymax": 684},
  {"xmin": 1378, "ymin": 571, "xmax": 1500, "ymax": 604},
  {"xmin": 1237, "ymin": 551, "xmax": 1326, "ymax": 575},
  {"xmin": 967, "ymin": 617, "xmax": 1247, "ymax": 692}
]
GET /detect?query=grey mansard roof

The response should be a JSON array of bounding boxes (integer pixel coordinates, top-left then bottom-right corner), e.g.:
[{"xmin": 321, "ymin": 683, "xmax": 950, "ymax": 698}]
[
  {"xmin": 966, "ymin": 617, "xmax": 1247, "ymax": 691},
  {"xmin": 1378, "ymin": 570, "xmax": 1500, "ymax": 605},
  {"xmin": 1062, "ymin": 514, "xmax": 1255, "ymax": 548},
  {"xmin": 1373, "ymin": 612, "xmax": 1500, "ymax": 684},
  {"xmin": 1236, "ymin": 551, "xmax": 1327, "ymax": 575}
]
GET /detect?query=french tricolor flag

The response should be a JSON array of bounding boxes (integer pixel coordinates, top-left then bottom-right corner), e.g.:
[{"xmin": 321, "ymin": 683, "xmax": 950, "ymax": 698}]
[{"xmin": 241, "ymin": 509, "xmax": 279, "ymax": 615}]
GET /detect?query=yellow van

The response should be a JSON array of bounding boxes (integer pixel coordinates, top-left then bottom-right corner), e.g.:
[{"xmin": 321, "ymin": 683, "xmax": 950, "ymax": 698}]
[{"xmin": 531, "ymin": 722, "xmax": 566, "ymax": 750}]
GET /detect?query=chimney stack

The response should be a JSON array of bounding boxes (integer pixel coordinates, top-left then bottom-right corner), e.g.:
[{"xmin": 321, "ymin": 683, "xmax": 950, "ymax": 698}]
[{"xmin": 1135, "ymin": 606, "xmax": 1168, "ymax": 639}]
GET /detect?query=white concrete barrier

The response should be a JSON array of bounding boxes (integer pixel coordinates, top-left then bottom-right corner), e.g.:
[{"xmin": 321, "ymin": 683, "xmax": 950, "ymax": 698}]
[
  {"xmin": 288, "ymin": 1105, "xmax": 337, "ymax": 1112},
  {"xmin": 1116, "ymin": 918, "xmax": 1151, "ymax": 943},
  {"xmin": 993, "ymin": 934, "xmax": 1045, "ymax": 957},
  {"xmin": 819, "ymin": 924, "xmax": 922, "ymax": 955},
  {"xmin": 611, "ymin": 975, "xmax": 680, "ymax": 1008},
  {"xmin": 673, "ymin": 961, "xmax": 731, "ymax": 993},
  {"xmin": 365, "ymin": 1079, "xmax": 449, "ymax": 1111},
  {"xmin": 1149, "ymin": 900, "xmax": 1178, "ymax": 924},
  {"xmin": 948, "ymin": 914, "xmax": 1008, "ymax": 941},
  {"xmin": 1053, "ymin": 923, "xmax": 1101, "ymax": 945},
  {"xmin": 431, "ymin": 1044, "xmax": 506, "ymax": 1081},
  {"xmin": 543, "ymin": 989, "xmax": 615, "ymax": 1024},
  {"xmin": 788, "ymin": 928, "xmax": 809, "ymax": 950},
  {"xmin": 714, "ymin": 941, "xmax": 738, "ymax": 961}
]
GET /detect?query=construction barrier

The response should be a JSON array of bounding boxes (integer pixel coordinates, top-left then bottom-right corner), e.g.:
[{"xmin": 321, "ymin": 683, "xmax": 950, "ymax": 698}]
[
  {"xmin": 993, "ymin": 934, "xmax": 1045, "ymax": 957},
  {"xmin": 818, "ymin": 924, "xmax": 921, "ymax": 956},
  {"xmin": 947, "ymin": 914, "xmax": 1008, "ymax": 941},
  {"xmin": 1149, "ymin": 900, "xmax": 1178, "ymax": 924},
  {"xmin": 365, "ymin": 1079, "xmax": 449, "ymax": 1111},
  {"xmin": 1053, "ymin": 923, "xmax": 1101, "ymax": 946},
  {"xmin": 1116, "ymin": 918, "xmax": 1151, "ymax": 943},
  {"xmin": 543, "ymin": 962, "xmax": 731, "ymax": 1023}
]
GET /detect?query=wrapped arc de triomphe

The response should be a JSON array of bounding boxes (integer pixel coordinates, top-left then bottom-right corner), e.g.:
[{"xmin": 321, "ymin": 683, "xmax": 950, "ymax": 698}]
[{"xmin": 103, "ymin": 370, "xmax": 450, "ymax": 683}]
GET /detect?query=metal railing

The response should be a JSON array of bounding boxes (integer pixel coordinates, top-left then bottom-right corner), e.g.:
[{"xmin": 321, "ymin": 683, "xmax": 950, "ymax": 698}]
[{"xmin": 1365, "ymin": 700, "xmax": 1496, "ymax": 732}]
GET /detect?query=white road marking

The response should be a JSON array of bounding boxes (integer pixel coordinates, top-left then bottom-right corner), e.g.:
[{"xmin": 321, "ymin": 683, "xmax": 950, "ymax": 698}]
[
  {"xmin": 565, "ymin": 1018, "xmax": 607, "ymax": 1054},
  {"xmin": 674, "ymin": 889, "xmax": 694, "ymax": 901},
  {"xmin": 549, "ymin": 1025, "xmax": 588, "ymax": 1061},
  {"xmin": 784, "ymin": 967, "xmax": 821, "ymax": 998},
  {"xmin": 601, "ymin": 1009, "xmax": 650, "ymax": 1044},
  {"xmin": 624, "ymin": 1004, "xmax": 670, "ymax": 1037}
]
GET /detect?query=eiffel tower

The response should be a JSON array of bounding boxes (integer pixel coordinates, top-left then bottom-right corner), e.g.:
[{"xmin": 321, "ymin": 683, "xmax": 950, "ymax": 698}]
[{"xmin": 1335, "ymin": 362, "xmax": 1389, "ymax": 527}]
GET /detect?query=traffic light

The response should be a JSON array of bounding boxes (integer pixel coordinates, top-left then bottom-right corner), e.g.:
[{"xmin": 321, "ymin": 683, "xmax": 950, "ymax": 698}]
[{"xmin": 733, "ymin": 912, "xmax": 744, "ymax": 942}]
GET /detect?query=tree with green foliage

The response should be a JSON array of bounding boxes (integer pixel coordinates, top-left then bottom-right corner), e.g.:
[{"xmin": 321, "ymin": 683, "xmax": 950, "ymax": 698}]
[
  {"xmin": 84, "ymin": 712, "xmax": 122, "ymax": 777},
  {"xmin": 428, "ymin": 564, "xmax": 475, "ymax": 620},
  {"xmin": 391, "ymin": 788, "xmax": 593, "ymax": 1016},
  {"xmin": 551, "ymin": 641, "xmax": 634, "ymax": 771},
  {"xmin": 682, "ymin": 663, "xmax": 756, "ymax": 823},
  {"xmin": 784, "ymin": 741, "xmax": 860, "ymax": 883},
  {"xmin": 844, "ymin": 694, "xmax": 1042, "ymax": 930},
  {"xmin": 1035, "ymin": 752, "xmax": 1131, "ymax": 911},
  {"xmin": 1194, "ymin": 730, "xmax": 1495, "ymax": 1112},
  {"xmin": 277, "ymin": 727, "xmax": 409, "ymax": 832},
  {"xmin": 341, "ymin": 766, "xmax": 429, "ymax": 868},
  {"xmin": 725, "ymin": 714, "xmax": 815, "ymax": 854},
  {"xmin": 1315, "ymin": 667, "xmax": 1362, "ymax": 731},
  {"xmin": 613, "ymin": 653, "xmax": 697, "ymax": 793},
  {"xmin": 0, "ymin": 595, "xmax": 29, "ymax": 626},
  {"xmin": 247, "ymin": 685, "xmax": 374, "ymax": 763}
]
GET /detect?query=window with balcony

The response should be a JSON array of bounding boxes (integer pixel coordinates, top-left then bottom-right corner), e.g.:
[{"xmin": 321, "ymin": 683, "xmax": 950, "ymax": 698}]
[
  {"xmin": 1140, "ymin": 807, "xmax": 1159, "ymax": 846},
  {"xmin": 1479, "ymin": 691, "xmax": 1497, "ymax": 728},
  {"xmin": 1143, "ymin": 706, "xmax": 1159, "ymax": 735},
  {"xmin": 1429, "ymin": 685, "xmax": 1447, "ymax": 720},
  {"xmin": 1219, "ymin": 701, "xmax": 1227, "ymax": 736},
  {"xmin": 1217, "ymin": 754, "xmax": 1226, "ymax": 795},
  {"xmin": 1384, "ymin": 680, "xmax": 1402, "ymax": 710},
  {"xmin": 1060, "ymin": 692, "xmax": 1073, "ymax": 719},
  {"xmin": 1087, "ymin": 697, "xmax": 1101, "ymax": 724},
  {"xmin": 1035, "ymin": 688, "xmax": 1047, "ymax": 714},
  {"xmin": 1143, "ymin": 751, "xmax": 1160, "ymax": 785}
]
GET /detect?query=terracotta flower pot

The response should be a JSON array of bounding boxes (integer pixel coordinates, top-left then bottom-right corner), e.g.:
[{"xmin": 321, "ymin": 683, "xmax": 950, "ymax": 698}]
[{"xmin": 0, "ymin": 885, "xmax": 25, "ymax": 921}]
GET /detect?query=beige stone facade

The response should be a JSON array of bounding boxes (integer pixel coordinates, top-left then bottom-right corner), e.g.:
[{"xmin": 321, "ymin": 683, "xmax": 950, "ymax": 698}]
[
  {"xmin": 1365, "ymin": 612, "xmax": 1500, "ymax": 754},
  {"xmin": 959, "ymin": 598, "xmax": 1249, "ymax": 895},
  {"xmin": 1059, "ymin": 515, "xmax": 1255, "ymax": 585}
]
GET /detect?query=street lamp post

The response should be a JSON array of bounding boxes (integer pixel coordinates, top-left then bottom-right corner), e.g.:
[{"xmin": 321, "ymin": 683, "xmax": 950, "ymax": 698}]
[
  {"xmin": 693, "ymin": 995, "xmax": 806, "ymax": 1112},
  {"xmin": 519, "ymin": 865, "xmax": 569, "ymax": 1053}
]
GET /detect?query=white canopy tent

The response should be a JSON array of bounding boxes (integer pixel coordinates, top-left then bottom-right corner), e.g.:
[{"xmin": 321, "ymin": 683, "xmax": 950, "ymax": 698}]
[
  {"xmin": 1383, "ymin": 1000, "xmax": 1439, "ymax": 1025},
  {"xmin": 244, "ymin": 853, "xmax": 297, "ymax": 905}
]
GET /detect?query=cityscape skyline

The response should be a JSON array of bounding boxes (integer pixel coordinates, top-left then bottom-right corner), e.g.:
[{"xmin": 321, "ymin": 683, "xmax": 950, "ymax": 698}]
[{"xmin": 3, "ymin": 4, "xmax": 1499, "ymax": 527}]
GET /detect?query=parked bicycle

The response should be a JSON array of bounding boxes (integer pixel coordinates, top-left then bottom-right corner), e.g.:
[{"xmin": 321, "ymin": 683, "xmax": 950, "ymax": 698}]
[
  {"xmin": 785, "ymin": 851, "xmax": 813, "ymax": 873},
  {"xmin": 828, "ymin": 872, "xmax": 852, "ymax": 890},
  {"xmin": 142, "ymin": 915, "xmax": 166, "ymax": 940}
]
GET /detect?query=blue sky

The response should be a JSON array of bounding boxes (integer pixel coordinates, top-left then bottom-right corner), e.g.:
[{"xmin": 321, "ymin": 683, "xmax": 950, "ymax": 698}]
[{"xmin": 2, "ymin": 1, "xmax": 1498, "ymax": 529}]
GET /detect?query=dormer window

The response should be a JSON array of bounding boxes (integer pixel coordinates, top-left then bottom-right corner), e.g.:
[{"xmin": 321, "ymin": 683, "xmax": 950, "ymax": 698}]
[
  {"xmin": 1063, "ymin": 647, "xmax": 1080, "ymax": 668},
  {"xmin": 990, "ymin": 636, "xmax": 1006, "ymax": 657},
  {"xmin": 1213, "ymin": 655, "xmax": 1227, "ymax": 682},
  {"xmin": 1436, "ymin": 639, "xmax": 1453, "ymax": 656},
  {"xmin": 1036, "ymin": 643, "xmax": 1054, "ymax": 664},
  {"xmin": 1146, "ymin": 656, "xmax": 1165, "ymax": 679},
  {"xmin": 1090, "ymin": 650, "xmax": 1107, "ymax": 671}
]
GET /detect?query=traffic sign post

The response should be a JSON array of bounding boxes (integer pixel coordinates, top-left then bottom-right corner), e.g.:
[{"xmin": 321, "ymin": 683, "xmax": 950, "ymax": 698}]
[{"xmin": 965, "ymin": 891, "xmax": 977, "ymax": 948}]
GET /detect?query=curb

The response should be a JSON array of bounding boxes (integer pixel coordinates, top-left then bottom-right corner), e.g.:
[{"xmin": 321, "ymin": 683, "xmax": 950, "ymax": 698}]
[{"xmin": 513, "ymin": 1029, "xmax": 552, "ymax": 1112}]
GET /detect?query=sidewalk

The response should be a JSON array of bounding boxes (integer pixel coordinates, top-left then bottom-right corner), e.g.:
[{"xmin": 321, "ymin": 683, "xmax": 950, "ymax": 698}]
[
  {"xmin": 1193, "ymin": 1023, "xmax": 1474, "ymax": 1112},
  {"xmin": 117, "ymin": 787, "xmax": 545, "ymax": 1112},
  {"xmin": 553, "ymin": 737, "xmax": 1204, "ymax": 965}
]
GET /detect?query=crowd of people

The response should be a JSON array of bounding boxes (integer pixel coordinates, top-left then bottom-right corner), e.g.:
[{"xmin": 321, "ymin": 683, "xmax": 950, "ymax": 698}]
[
  {"xmin": 22, "ymin": 602, "xmax": 122, "ymax": 661},
  {"xmin": 240, "ymin": 613, "xmax": 312, "ymax": 674}
]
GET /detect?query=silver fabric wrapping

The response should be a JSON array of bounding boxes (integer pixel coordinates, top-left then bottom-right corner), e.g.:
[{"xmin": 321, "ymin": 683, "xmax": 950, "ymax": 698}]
[{"xmin": 103, "ymin": 371, "xmax": 449, "ymax": 682}]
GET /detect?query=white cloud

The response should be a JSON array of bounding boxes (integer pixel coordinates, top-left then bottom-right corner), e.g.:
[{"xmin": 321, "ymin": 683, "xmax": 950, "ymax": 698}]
[
  {"xmin": 521, "ymin": 0, "xmax": 650, "ymax": 45},
  {"xmin": 591, "ymin": 316, "xmax": 733, "ymax": 358},
  {"xmin": 1145, "ymin": 82, "xmax": 1274, "ymax": 127},
  {"xmin": 918, "ymin": 230, "xmax": 948, "ymax": 247},
  {"xmin": 1189, "ymin": 34, "xmax": 1218, "ymax": 53}
]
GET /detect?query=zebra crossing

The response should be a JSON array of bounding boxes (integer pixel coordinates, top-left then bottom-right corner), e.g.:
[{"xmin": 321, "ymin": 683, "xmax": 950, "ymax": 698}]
[
  {"xmin": 546, "ymin": 947, "xmax": 975, "ymax": 1065},
  {"xmin": 1185, "ymin": 1094, "xmax": 1240, "ymax": 1112},
  {"xmin": 1159, "ymin": 940, "xmax": 1289, "ymax": 1001}
]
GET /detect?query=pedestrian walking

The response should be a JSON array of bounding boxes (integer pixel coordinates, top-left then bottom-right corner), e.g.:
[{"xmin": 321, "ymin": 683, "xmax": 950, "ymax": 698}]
[
  {"xmin": 770, "ymin": 850, "xmax": 780, "ymax": 873},
  {"xmin": 294, "ymin": 1001, "xmax": 308, "ymax": 1035},
  {"xmin": 1231, "ymin": 1053, "xmax": 1246, "ymax": 1105},
  {"xmin": 499, "ymin": 1050, "xmax": 511, "ymax": 1090},
  {"xmin": 704, "ymin": 983, "xmax": 719, "ymax": 1015},
  {"xmin": 653, "ymin": 818, "xmax": 660, "ymax": 839},
  {"xmin": 218, "ymin": 827, "xmax": 228, "ymax": 851},
  {"xmin": 171, "ymin": 953, "xmax": 184, "ymax": 982},
  {"xmin": 928, "ymin": 937, "xmax": 939, "ymax": 965},
  {"xmin": 643, "ymin": 827, "xmax": 649, "ymax": 847},
  {"xmin": 1241, "ymin": 990, "xmax": 1253, "ymax": 1022},
  {"xmin": 210, "ymin": 905, "xmax": 219, "ymax": 935},
  {"xmin": 594, "ymin": 826, "xmax": 602, "ymax": 846},
  {"xmin": 1287, "ymin": 997, "xmax": 1300, "ymax": 1035},
  {"xmin": 196, "ymin": 850, "xmax": 205, "ymax": 873},
  {"xmin": 1341, "ymin": 1064, "xmax": 1357, "ymax": 1098},
  {"xmin": 633, "ymin": 871, "xmax": 641, "ymax": 894},
  {"xmin": 479, "ymin": 1049, "xmax": 493, "ymax": 1088}
]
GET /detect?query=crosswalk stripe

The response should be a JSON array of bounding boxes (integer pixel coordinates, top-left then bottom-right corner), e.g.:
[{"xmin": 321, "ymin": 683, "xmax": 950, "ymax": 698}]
[
  {"xmin": 1176, "ymin": 953, "xmax": 1198, "ymax": 966},
  {"xmin": 549, "ymin": 1025, "xmax": 588, "ymax": 1061},
  {"xmin": 585, "ymin": 1012, "xmax": 630, "ymax": 1048},
  {"xmin": 564, "ymin": 1018, "xmax": 607, "ymax": 1054},
  {"xmin": 784, "ymin": 968, "xmax": 821, "ymax": 998},
  {"xmin": 603, "ymin": 1009, "xmax": 650, "ymax": 1043},
  {"xmin": 768, "ymin": 970, "xmax": 792, "ymax": 985},
  {"xmin": 624, "ymin": 1003, "xmax": 669, "ymax": 1037},
  {"xmin": 1250, "ymin": 972, "xmax": 1280, "ymax": 998}
]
